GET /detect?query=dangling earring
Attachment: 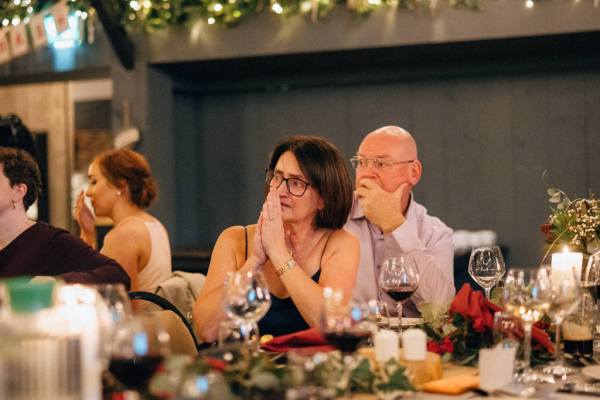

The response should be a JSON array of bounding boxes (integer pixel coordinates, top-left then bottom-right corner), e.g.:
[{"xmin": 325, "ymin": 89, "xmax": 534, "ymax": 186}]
[
  {"xmin": 319, "ymin": 208, "xmax": 324, "ymax": 219},
  {"xmin": 12, "ymin": 200, "xmax": 16, "ymax": 209}
]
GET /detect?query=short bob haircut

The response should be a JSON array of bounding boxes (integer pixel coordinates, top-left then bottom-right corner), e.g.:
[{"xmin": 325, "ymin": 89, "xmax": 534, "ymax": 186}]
[
  {"xmin": 0, "ymin": 146, "xmax": 42, "ymax": 210},
  {"xmin": 266, "ymin": 135, "xmax": 353, "ymax": 230},
  {"xmin": 96, "ymin": 148, "xmax": 158, "ymax": 209}
]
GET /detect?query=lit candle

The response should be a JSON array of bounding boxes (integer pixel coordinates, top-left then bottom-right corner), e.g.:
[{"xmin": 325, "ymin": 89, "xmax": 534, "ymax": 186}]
[
  {"xmin": 401, "ymin": 329, "xmax": 427, "ymax": 361},
  {"xmin": 374, "ymin": 329, "xmax": 399, "ymax": 363},
  {"xmin": 551, "ymin": 246, "xmax": 583, "ymax": 285}
]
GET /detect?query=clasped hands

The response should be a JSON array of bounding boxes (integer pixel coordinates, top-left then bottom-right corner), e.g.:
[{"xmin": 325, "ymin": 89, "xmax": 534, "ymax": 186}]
[
  {"xmin": 356, "ymin": 178, "xmax": 409, "ymax": 234},
  {"xmin": 251, "ymin": 187, "xmax": 293, "ymax": 269}
]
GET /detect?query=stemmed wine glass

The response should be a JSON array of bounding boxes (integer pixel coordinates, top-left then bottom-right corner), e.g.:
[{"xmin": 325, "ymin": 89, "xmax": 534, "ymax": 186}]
[
  {"xmin": 543, "ymin": 267, "xmax": 582, "ymax": 377},
  {"xmin": 320, "ymin": 289, "xmax": 375, "ymax": 399},
  {"xmin": 108, "ymin": 314, "xmax": 170, "ymax": 396},
  {"xmin": 379, "ymin": 255, "xmax": 419, "ymax": 334},
  {"xmin": 223, "ymin": 270, "xmax": 271, "ymax": 348},
  {"xmin": 582, "ymin": 251, "xmax": 600, "ymax": 304},
  {"xmin": 503, "ymin": 268, "xmax": 552, "ymax": 383},
  {"xmin": 468, "ymin": 246, "xmax": 506, "ymax": 299}
]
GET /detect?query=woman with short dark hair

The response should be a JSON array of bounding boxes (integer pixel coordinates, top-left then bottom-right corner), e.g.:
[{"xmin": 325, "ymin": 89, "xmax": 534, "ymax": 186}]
[
  {"xmin": 194, "ymin": 135, "xmax": 359, "ymax": 341},
  {"xmin": 0, "ymin": 147, "xmax": 130, "ymax": 287},
  {"xmin": 75, "ymin": 149, "xmax": 172, "ymax": 291}
]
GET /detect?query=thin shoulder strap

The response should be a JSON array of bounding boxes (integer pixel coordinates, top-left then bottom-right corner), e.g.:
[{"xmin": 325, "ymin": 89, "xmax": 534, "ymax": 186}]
[
  {"xmin": 243, "ymin": 226, "xmax": 248, "ymax": 261},
  {"xmin": 319, "ymin": 230, "xmax": 334, "ymax": 266}
]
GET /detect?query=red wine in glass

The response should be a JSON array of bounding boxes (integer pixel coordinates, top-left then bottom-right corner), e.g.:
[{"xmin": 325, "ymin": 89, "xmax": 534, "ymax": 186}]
[
  {"xmin": 109, "ymin": 355, "xmax": 164, "ymax": 389},
  {"xmin": 324, "ymin": 331, "xmax": 372, "ymax": 353},
  {"xmin": 384, "ymin": 285, "xmax": 417, "ymax": 302}
]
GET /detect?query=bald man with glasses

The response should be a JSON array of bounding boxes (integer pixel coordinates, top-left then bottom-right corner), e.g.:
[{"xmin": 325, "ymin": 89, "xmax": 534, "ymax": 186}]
[{"xmin": 345, "ymin": 126, "xmax": 455, "ymax": 317}]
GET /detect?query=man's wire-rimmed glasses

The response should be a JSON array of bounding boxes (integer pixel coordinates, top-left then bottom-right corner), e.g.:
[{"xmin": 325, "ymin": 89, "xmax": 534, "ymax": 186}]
[
  {"xmin": 265, "ymin": 169, "xmax": 311, "ymax": 197},
  {"xmin": 349, "ymin": 156, "xmax": 414, "ymax": 170}
]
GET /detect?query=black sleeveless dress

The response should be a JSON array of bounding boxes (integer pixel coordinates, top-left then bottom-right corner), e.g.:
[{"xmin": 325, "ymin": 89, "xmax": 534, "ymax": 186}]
[{"xmin": 242, "ymin": 227, "xmax": 326, "ymax": 337}]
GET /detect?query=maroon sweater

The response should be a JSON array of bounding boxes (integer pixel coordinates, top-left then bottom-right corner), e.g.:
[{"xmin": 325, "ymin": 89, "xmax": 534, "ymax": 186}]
[{"xmin": 0, "ymin": 222, "xmax": 130, "ymax": 289}]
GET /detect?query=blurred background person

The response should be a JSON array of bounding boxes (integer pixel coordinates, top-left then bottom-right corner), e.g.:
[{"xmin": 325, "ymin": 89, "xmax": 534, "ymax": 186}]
[
  {"xmin": 75, "ymin": 148, "xmax": 171, "ymax": 292},
  {"xmin": 194, "ymin": 135, "xmax": 359, "ymax": 342},
  {"xmin": 0, "ymin": 147, "xmax": 130, "ymax": 287}
]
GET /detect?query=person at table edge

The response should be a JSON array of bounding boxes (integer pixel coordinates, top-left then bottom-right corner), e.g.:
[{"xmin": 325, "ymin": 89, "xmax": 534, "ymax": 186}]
[{"xmin": 345, "ymin": 125, "xmax": 455, "ymax": 316}]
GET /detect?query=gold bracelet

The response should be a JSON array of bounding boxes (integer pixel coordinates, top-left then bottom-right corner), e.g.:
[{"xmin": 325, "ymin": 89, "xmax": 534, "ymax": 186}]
[{"xmin": 276, "ymin": 258, "xmax": 297, "ymax": 277}]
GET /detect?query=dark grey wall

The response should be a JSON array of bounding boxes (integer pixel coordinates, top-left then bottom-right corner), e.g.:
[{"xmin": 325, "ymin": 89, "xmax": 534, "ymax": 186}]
[{"xmin": 169, "ymin": 68, "xmax": 600, "ymax": 268}]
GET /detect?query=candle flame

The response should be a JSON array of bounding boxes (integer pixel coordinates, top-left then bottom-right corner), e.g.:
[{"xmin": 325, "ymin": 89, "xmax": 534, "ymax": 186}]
[{"xmin": 562, "ymin": 245, "xmax": 570, "ymax": 253}]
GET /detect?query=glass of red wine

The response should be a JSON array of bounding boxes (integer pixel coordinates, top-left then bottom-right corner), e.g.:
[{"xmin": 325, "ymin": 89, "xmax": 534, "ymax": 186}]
[
  {"xmin": 379, "ymin": 255, "xmax": 419, "ymax": 334},
  {"xmin": 320, "ymin": 290, "xmax": 375, "ymax": 399},
  {"xmin": 108, "ymin": 314, "xmax": 170, "ymax": 396}
]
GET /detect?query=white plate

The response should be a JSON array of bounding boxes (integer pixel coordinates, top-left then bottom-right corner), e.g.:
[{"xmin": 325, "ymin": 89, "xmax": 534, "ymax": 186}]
[
  {"xmin": 386, "ymin": 317, "xmax": 423, "ymax": 327},
  {"xmin": 582, "ymin": 366, "xmax": 600, "ymax": 381}
]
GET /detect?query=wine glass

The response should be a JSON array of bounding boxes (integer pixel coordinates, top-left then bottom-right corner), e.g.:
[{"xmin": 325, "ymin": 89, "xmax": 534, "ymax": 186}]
[
  {"xmin": 503, "ymin": 268, "xmax": 552, "ymax": 383},
  {"xmin": 223, "ymin": 270, "xmax": 271, "ymax": 348},
  {"xmin": 379, "ymin": 255, "xmax": 419, "ymax": 334},
  {"xmin": 320, "ymin": 291, "xmax": 375, "ymax": 399},
  {"xmin": 543, "ymin": 267, "xmax": 582, "ymax": 377},
  {"xmin": 468, "ymin": 246, "xmax": 506, "ymax": 299},
  {"xmin": 108, "ymin": 314, "xmax": 170, "ymax": 396},
  {"xmin": 582, "ymin": 251, "xmax": 600, "ymax": 304}
]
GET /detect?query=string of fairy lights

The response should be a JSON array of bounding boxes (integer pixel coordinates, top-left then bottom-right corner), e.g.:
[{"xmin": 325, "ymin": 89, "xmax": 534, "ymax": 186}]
[{"xmin": 0, "ymin": 0, "xmax": 596, "ymax": 33}]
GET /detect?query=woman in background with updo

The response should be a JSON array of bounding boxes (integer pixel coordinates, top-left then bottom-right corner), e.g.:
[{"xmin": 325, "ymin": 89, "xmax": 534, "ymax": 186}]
[{"xmin": 75, "ymin": 149, "xmax": 172, "ymax": 291}]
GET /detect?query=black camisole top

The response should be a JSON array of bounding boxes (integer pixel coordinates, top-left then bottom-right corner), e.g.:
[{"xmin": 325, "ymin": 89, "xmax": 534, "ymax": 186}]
[{"xmin": 242, "ymin": 226, "xmax": 327, "ymax": 337}]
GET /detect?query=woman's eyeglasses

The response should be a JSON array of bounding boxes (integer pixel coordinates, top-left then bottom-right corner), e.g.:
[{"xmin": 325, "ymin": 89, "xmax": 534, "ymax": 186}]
[{"xmin": 265, "ymin": 169, "xmax": 311, "ymax": 197}]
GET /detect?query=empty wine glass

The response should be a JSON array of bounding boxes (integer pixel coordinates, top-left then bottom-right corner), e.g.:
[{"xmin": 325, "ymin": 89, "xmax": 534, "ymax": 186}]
[
  {"xmin": 543, "ymin": 268, "xmax": 582, "ymax": 377},
  {"xmin": 223, "ymin": 270, "xmax": 271, "ymax": 348},
  {"xmin": 468, "ymin": 246, "xmax": 506, "ymax": 299},
  {"xmin": 320, "ymin": 291, "xmax": 375, "ymax": 399},
  {"xmin": 379, "ymin": 255, "xmax": 419, "ymax": 334},
  {"xmin": 503, "ymin": 268, "xmax": 552, "ymax": 383},
  {"xmin": 108, "ymin": 314, "xmax": 170, "ymax": 396}
]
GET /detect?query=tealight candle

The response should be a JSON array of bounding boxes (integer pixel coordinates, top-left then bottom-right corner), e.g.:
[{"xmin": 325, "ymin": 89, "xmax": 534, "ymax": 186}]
[
  {"xmin": 401, "ymin": 329, "xmax": 426, "ymax": 361},
  {"xmin": 374, "ymin": 329, "xmax": 399, "ymax": 363},
  {"xmin": 551, "ymin": 246, "xmax": 582, "ymax": 285}
]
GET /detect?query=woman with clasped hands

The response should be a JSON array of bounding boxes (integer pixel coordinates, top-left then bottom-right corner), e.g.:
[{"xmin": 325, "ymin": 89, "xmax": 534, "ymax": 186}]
[
  {"xmin": 74, "ymin": 149, "xmax": 172, "ymax": 292},
  {"xmin": 194, "ymin": 136, "xmax": 359, "ymax": 342}
]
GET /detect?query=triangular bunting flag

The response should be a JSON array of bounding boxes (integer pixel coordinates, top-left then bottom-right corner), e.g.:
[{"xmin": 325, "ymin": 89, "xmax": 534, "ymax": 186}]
[
  {"xmin": 52, "ymin": 0, "xmax": 70, "ymax": 33},
  {"xmin": 9, "ymin": 23, "xmax": 29, "ymax": 58},
  {"xmin": 0, "ymin": 30, "xmax": 11, "ymax": 64},
  {"xmin": 30, "ymin": 14, "xmax": 48, "ymax": 48}
]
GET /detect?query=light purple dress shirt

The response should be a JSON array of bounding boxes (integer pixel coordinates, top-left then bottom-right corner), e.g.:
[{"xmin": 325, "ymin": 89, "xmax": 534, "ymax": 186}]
[{"xmin": 345, "ymin": 194, "xmax": 455, "ymax": 316}]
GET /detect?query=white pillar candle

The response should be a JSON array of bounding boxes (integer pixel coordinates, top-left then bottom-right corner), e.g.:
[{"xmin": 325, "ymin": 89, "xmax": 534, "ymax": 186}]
[
  {"xmin": 374, "ymin": 329, "xmax": 399, "ymax": 363},
  {"xmin": 401, "ymin": 329, "xmax": 426, "ymax": 361},
  {"xmin": 551, "ymin": 246, "xmax": 583, "ymax": 285}
]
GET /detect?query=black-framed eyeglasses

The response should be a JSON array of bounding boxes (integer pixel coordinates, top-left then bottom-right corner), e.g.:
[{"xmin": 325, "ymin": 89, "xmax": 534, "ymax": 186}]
[
  {"xmin": 265, "ymin": 169, "xmax": 311, "ymax": 197},
  {"xmin": 349, "ymin": 156, "xmax": 414, "ymax": 170}
]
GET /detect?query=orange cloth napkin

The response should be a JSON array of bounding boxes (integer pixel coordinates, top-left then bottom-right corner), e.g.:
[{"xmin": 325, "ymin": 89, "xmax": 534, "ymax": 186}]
[
  {"xmin": 422, "ymin": 375, "xmax": 480, "ymax": 395},
  {"xmin": 450, "ymin": 284, "xmax": 554, "ymax": 353},
  {"xmin": 261, "ymin": 327, "xmax": 335, "ymax": 353}
]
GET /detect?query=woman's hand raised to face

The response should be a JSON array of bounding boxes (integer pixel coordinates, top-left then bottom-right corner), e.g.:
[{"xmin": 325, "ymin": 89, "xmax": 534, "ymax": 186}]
[
  {"xmin": 260, "ymin": 187, "xmax": 289, "ymax": 263},
  {"xmin": 74, "ymin": 191, "xmax": 97, "ymax": 245},
  {"xmin": 251, "ymin": 213, "xmax": 268, "ymax": 268}
]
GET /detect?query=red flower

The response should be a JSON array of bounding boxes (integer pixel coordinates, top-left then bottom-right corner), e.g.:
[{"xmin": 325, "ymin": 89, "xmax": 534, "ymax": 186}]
[
  {"xmin": 472, "ymin": 318, "xmax": 486, "ymax": 333},
  {"xmin": 205, "ymin": 357, "xmax": 227, "ymax": 371},
  {"xmin": 427, "ymin": 340, "xmax": 442, "ymax": 354},
  {"xmin": 540, "ymin": 223, "xmax": 554, "ymax": 243},
  {"xmin": 441, "ymin": 336, "xmax": 454, "ymax": 353}
]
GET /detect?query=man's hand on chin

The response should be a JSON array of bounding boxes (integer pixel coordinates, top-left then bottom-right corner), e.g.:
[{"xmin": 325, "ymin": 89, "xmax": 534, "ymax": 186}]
[{"xmin": 356, "ymin": 179, "xmax": 409, "ymax": 234}]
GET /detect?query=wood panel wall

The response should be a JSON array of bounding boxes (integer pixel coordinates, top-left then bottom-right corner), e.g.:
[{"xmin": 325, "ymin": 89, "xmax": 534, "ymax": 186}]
[{"xmin": 171, "ymin": 69, "xmax": 600, "ymax": 267}]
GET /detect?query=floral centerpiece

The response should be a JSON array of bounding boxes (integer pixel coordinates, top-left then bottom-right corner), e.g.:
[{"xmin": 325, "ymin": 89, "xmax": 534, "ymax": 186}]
[
  {"xmin": 540, "ymin": 184, "xmax": 600, "ymax": 257},
  {"xmin": 420, "ymin": 284, "xmax": 554, "ymax": 367},
  {"xmin": 150, "ymin": 343, "xmax": 414, "ymax": 399}
]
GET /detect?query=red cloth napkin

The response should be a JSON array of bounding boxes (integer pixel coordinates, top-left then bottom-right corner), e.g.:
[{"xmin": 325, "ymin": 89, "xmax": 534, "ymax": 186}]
[
  {"xmin": 450, "ymin": 284, "xmax": 554, "ymax": 353},
  {"xmin": 261, "ymin": 327, "xmax": 335, "ymax": 353}
]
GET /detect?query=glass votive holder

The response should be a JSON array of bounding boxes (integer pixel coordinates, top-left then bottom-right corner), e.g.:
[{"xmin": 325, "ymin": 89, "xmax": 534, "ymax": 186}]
[{"xmin": 493, "ymin": 311, "xmax": 524, "ymax": 371}]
